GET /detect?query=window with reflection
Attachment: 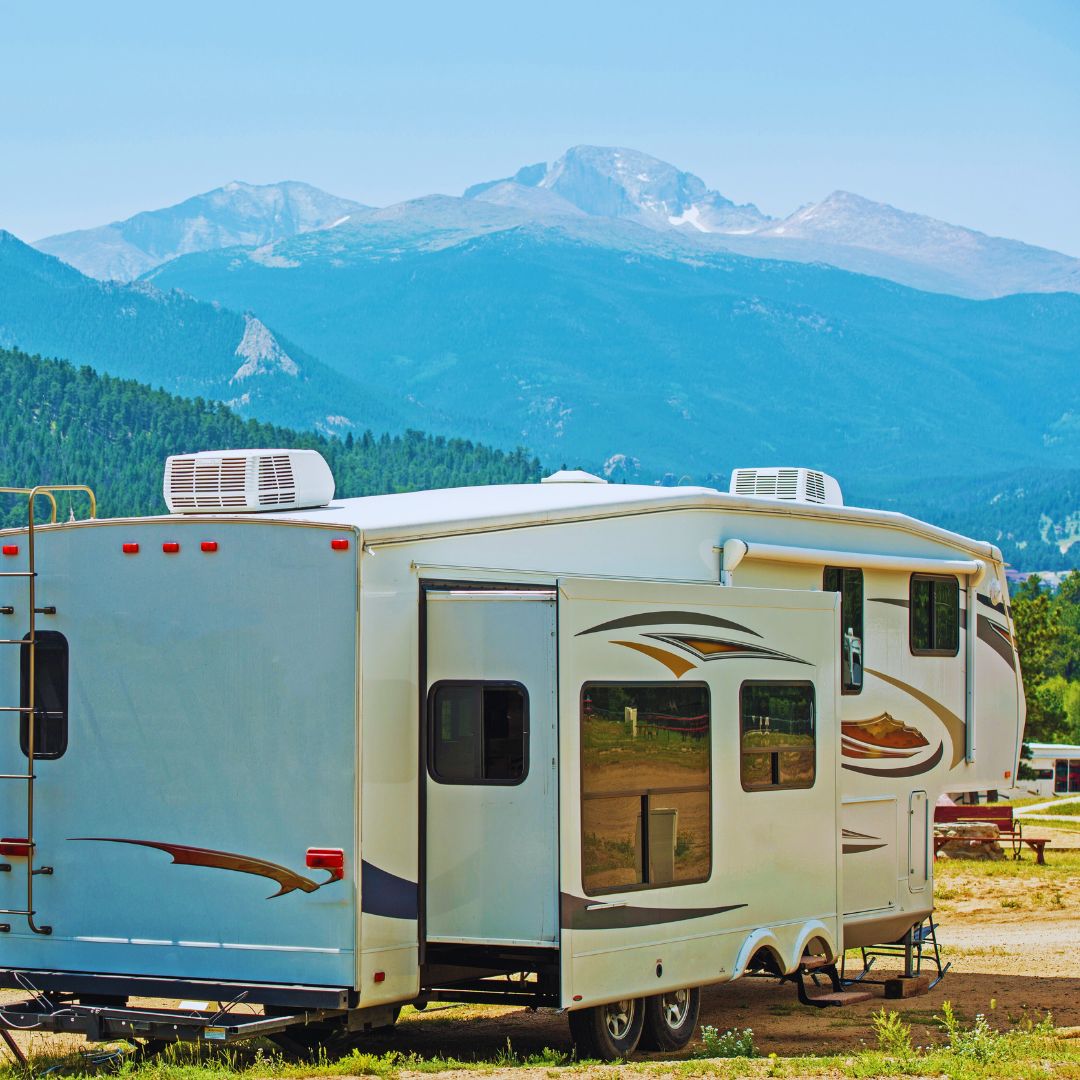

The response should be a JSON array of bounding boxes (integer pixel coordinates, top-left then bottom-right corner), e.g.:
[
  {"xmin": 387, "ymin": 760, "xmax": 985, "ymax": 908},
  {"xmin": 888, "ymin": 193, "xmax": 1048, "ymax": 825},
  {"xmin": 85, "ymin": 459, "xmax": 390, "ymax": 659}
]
[
  {"xmin": 739, "ymin": 682, "xmax": 815, "ymax": 791},
  {"xmin": 824, "ymin": 566, "xmax": 864, "ymax": 693},
  {"xmin": 580, "ymin": 683, "xmax": 710, "ymax": 895},
  {"xmin": 910, "ymin": 575, "xmax": 960, "ymax": 656}
]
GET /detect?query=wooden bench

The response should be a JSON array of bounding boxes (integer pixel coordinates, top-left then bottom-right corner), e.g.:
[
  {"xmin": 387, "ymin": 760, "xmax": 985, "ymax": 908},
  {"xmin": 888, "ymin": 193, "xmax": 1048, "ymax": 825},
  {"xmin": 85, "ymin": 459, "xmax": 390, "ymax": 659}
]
[{"xmin": 933, "ymin": 804, "xmax": 1049, "ymax": 864}]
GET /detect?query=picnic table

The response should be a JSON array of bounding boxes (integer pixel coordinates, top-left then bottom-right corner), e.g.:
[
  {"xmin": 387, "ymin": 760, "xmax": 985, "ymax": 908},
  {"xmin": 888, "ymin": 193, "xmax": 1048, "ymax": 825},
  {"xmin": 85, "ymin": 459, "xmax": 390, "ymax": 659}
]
[{"xmin": 933, "ymin": 804, "xmax": 1049, "ymax": 864}]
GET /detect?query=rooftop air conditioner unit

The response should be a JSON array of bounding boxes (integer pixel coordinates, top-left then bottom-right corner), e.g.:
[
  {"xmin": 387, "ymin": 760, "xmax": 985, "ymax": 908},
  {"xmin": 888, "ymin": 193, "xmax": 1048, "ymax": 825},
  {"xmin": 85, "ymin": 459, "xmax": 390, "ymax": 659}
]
[
  {"xmin": 164, "ymin": 449, "xmax": 335, "ymax": 514},
  {"xmin": 729, "ymin": 467, "xmax": 843, "ymax": 507}
]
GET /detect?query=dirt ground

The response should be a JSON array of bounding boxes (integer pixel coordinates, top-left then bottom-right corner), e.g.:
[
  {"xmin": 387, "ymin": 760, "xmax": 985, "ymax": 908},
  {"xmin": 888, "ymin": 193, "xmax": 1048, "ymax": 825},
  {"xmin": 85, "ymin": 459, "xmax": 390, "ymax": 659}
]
[{"xmin": 1, "ymin": 843, "xmax": 1076, "ymax": 1069}]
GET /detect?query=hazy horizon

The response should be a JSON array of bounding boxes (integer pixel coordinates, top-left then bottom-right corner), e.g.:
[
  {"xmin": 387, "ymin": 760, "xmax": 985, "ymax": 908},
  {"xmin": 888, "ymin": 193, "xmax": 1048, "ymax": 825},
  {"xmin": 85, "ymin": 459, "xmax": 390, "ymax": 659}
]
[{"xmin": 2, "ymin": 0, "xmax": 1078, "ymax": 255}]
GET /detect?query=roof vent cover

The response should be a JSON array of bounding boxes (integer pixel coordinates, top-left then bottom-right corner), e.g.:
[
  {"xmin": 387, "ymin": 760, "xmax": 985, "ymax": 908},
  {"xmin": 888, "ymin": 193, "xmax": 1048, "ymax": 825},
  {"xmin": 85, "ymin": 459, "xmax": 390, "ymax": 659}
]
[
  {"xmin": 164, "ymin": 449, "xmax": 335, "ymax": 513},
  {"xmin": 540, "ymin": 469, "xmax": 608, "ymax": 484},
  {"xmin": 729, "ymin": 467, "xmax": 842, "ymax": 507}
]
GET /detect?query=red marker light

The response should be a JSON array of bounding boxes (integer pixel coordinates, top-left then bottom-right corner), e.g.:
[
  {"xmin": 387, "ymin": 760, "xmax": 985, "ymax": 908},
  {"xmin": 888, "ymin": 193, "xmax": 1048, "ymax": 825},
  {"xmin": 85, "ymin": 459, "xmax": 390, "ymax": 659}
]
[
  {"xmin": 306, "ymin": 847, "xmax": 345, "ymax": 880},
  {"xmin": 373, "ymin": 971, "xmax": 386, "ymax": 984},
  {"xmin": 122, "ymin": 542, "xmax": 140, "ymax": 554},
  {"xmin": 201, "ymin": 541, "xmax": 218, "ymax": 553},
  {"xmin": 0, "ymin": 838, "xmax": 32, "ymax": 857},
  {"xmin": 330, "ymin": 538, "xmax": 350, "ymax": 551},
  {"xmin": 162, "ymin": 542, "xmax": 180, "ymax": 554},
  {"xmin": 2, "ymin": 546, "xmax": 18, "ymax": 557}
]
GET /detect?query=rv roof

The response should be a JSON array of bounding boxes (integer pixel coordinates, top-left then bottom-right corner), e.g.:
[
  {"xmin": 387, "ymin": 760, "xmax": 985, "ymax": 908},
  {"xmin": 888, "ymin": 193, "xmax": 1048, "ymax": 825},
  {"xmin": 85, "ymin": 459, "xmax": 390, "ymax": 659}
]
[{"xmin": 250, "ymin": 481, "xmax": 998, "ymax": 559}]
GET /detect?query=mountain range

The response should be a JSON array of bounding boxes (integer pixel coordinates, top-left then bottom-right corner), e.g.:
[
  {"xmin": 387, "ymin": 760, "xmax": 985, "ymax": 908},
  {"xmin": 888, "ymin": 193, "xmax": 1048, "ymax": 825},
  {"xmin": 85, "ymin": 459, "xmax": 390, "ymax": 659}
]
[
  {"xmin": 4, "ymin": 145, "xmax": 1079, "ymax": 569},
  {"xmin": 35, "ymin": 180, "xmax": 365, "ymax": 282},
  {"xmin": 35, "ymin": 146, "xmax": 1080, "ymax": 299}
]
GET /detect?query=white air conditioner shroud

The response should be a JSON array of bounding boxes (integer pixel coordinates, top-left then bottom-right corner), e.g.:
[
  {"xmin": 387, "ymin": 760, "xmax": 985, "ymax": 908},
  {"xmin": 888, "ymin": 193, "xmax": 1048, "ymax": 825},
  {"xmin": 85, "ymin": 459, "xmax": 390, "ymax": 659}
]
[
  {"xmin": 729, "ymin": 467, "xmax": 843, "ymax": 507},
  {"xmin": 164, "ymin": 449, "xmax": 335, "ymax": 513}
]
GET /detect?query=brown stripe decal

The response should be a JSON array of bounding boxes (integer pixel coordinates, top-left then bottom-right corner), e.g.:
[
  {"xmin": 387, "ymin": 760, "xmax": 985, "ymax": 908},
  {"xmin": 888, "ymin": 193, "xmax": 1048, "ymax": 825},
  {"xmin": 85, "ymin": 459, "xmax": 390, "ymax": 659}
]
[
  {"xmin": 841, "ymin": 828, "xmax": 886, "ymax": 854},
  {"xmin": 72, "ymin": 838, "xmax": 340, "ymax": 898},
  {"xmin": 611, "ymin": 640, "xmax": 697, "ymax": 678},
  {"xmin": 647, "ymin": 634, "xmax": 811, "ymax": 666},
  {"xmin": 865, "ymin": 668, "xmax": 966, "ymax": 769},
  {"xmin": 560, "ymin": 893, "xmax": 745, "ymax": 931},
  {"xmin": 977, "ymin": 614, "xmax": 1016, "ymax": 671},
  {"xmin": 577, "ymin": 610, "xmax": 762, "ymax": 638},
  {"xmin": 842, "ymin": 740, "xmax": 944, "ymax": 777}
]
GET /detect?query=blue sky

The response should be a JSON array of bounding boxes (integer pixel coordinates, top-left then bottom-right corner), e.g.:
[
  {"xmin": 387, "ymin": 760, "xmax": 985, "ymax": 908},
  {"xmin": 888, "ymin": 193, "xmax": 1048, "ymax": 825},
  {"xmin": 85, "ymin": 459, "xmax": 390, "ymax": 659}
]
[{"xmin": 2, "ymin": 0, "xmax": 1078, "ymax": 254}]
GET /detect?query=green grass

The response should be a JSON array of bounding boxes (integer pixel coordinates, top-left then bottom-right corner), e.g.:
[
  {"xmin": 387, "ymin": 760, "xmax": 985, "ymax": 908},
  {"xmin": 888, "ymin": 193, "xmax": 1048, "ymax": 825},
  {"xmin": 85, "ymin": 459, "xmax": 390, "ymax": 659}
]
[
  {"xmin": 1023, "ymin": 816, "xmax": 1080, "ymax": 833},
  {"xmin": 995, "ymin": 795, "xmax": 1055, "ymax": 808},
  {"xmin": 0, "ymin": 1013, "xmax": 1076, "ymax": 1080},
  {"xmin": 935, "ymin": 848, "xmax": 1080, "ymax": 879},
  {"xmin": 1033, "ymin": 799, "xmax": 1080, "ymax": 815}
]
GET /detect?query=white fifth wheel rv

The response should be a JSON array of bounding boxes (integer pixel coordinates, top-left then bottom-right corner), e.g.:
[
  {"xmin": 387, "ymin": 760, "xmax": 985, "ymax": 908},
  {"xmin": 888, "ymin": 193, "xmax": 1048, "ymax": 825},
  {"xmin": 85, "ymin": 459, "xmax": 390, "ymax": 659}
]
[{"xmin": 0, "ymin": 454, "xmax": 1022, "ymax": 1059}]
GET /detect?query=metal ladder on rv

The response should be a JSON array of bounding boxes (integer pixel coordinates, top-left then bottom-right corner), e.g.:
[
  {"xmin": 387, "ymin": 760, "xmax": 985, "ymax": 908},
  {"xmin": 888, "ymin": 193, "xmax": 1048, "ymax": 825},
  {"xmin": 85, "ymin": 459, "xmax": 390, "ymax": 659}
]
[{"xmin": 0, "ymin": 486, "xmax": 96, "ymax": 936}]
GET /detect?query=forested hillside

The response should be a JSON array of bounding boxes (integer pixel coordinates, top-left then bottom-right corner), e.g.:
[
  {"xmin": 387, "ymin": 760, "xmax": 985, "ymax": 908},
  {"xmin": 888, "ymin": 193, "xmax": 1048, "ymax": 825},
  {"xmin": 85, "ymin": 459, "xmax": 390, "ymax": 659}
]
[
  {"xmin": 0, "ymin": 347, "xmax": 541, "ymax": 525},
  {"xmin": 850, "ymin": 468, "xmax": 1080, "ymax": 572}
]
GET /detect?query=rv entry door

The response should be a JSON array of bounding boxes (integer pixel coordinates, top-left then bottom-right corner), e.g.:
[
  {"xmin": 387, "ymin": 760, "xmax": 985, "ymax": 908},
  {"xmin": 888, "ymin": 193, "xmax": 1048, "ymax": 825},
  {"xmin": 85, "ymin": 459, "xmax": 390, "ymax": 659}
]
[{"xmin": 423, "ymin": 586, "xmax": 558, "ymax": 946}]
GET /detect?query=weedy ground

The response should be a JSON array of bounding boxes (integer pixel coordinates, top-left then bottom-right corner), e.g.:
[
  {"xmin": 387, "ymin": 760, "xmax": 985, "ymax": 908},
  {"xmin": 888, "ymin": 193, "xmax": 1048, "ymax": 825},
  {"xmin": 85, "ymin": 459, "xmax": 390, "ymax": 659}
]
[{"xmin": 0, "ymin": 850, "xmax": 1075, "ymax": 1079}]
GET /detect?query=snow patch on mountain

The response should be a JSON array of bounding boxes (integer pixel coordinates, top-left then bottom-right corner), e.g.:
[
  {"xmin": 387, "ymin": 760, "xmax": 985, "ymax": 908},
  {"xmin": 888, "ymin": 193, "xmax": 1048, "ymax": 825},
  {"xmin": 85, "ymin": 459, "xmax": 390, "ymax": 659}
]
[
  {"xmin": 231, "ymin": 315, "xmax": 300, "ymax": 381},
  {"xmin": 466, "ymin": 146, "xmax": 769, "ymax": 235}
]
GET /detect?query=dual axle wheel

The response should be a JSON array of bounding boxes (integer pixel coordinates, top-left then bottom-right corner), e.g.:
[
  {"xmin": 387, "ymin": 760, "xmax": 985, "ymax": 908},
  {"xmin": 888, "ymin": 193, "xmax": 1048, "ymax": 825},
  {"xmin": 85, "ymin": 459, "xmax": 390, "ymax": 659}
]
[{"xmin": 568, "ymin": 987, "xmax": 700, "ymax": 1060}]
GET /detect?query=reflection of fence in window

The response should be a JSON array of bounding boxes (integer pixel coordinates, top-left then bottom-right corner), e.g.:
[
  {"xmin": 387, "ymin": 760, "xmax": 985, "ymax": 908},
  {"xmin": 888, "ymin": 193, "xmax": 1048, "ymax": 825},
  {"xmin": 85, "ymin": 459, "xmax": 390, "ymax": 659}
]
[
  {"xmin": 581, "ymin": 683, "xmax": 711, "ymax": 895},
  {"xmin": 740, "ymin": 682, "xmax": 815, "ymax": 791}
]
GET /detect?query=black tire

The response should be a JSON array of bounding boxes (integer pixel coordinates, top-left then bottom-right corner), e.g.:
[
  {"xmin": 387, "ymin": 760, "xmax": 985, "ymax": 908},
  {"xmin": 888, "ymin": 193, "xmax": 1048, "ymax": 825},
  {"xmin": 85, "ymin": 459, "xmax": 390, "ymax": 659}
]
[
  {"xmin": 639, "ymin": 987, "xmax": 700, "ymax": 1051},
  {"xmin": 567, "ymin": 997, "xmax": 645, "ymax": 1060}
]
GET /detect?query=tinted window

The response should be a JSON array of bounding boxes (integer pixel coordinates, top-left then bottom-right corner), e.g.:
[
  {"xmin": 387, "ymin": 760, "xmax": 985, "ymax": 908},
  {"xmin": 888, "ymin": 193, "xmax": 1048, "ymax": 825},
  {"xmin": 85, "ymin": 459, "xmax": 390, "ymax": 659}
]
[
  {"xmin": 740, "ymin": 681, "xmax": 815, "ymax": 791},
  {"xmin": 581, "ymin": 683, "xmax": 710, "ymax": 895},
  {"xmin": 429, "ymin": 682, "xmax": 527, "ymax": 784},
  {"xmin": 20, "ymin": 631, "xmax": 68, "ymax": 760},
  {"xmin": 824, "ymin": 567, "xmax": 864, "ymax": 694},
  {"xmin": 910, "ymin": 575, "xmax": 960, "ymax": 655}
]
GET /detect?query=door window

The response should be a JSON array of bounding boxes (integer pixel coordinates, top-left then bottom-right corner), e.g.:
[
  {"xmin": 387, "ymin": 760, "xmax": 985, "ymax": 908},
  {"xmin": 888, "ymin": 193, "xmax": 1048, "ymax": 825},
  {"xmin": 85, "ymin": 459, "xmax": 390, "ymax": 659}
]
[{"xmin": 428, "ymin": 682, "xmax": 528, "ymax": 784}]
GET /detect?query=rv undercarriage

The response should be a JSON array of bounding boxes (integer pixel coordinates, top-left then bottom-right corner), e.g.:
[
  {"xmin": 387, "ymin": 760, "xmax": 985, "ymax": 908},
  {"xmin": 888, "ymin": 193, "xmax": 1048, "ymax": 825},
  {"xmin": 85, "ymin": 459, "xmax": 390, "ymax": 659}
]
[
  {"xmin": 0, "ymin": 955, "xmax": 560, "ymax": 1050},
  {"xmin": 422, "ymin": 942, "xmax": 560, "ymax": 1008}
]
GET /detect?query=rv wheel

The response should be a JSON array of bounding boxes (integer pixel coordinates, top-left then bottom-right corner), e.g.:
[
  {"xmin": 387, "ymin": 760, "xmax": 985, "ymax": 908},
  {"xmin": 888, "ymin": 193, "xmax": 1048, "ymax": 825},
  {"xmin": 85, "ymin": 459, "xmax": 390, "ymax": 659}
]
[
  {"xmin": 568, "ymin": 997, "xmax": 644, "ymax": 1060},
  {"xmin": 639, "ymin": 987, "xmax": 700, "ymax": 1051}
]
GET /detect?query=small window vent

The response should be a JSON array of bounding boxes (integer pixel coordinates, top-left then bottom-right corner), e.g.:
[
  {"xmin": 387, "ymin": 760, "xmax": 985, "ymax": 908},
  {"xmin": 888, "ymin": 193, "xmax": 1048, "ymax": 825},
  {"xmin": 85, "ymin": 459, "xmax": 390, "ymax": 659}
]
[
  {"xmin": 164, "ymin": 450, "xmax": 334, "ymax": 514},
  {"xmin": 729, "ymin": 467, "xmax": 843, "ymax": 507}
]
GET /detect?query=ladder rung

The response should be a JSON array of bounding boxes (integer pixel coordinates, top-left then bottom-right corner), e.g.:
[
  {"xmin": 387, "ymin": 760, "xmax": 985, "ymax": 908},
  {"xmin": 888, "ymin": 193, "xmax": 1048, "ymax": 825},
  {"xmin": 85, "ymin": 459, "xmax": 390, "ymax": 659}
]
[
  {"xmin": 0, "ymin": 773, "xmax": 34, "ymax": 780},
  {"xmin": 0, "ymin": 572, "xmax": 34, "ymax": 579},
  {"xmin": 0, "ymin": 707, "xmax": 32, "ymax": 713},
  {"xmin": 0, "ymin": 640, "xmax": 33, "ymax": 646},
  {"xmin": 0, "ymin": 909, "xmax": 33, "ymax": 917}
]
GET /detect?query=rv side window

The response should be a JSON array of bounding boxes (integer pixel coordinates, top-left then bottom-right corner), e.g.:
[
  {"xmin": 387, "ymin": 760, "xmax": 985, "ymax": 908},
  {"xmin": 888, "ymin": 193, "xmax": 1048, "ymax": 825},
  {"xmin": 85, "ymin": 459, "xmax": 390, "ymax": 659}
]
[
  {"xmin": 428, "ymin": 682, "xmax": 528, "ymax": 784},
  {"xmin": 739, "ymin": 681, "xmax": 815, "ymax": 791},
  {"xmin": 580, "ymin": 683, "xmax": 711, "ymax": 896},
  {"xmin": 20, "ymin": 631, "xmax": 69, "ymax": 760},
  {"xmin": 823, "ymin": 566, "xmax": 863, "ymax": 694},
  {"xmin": 910, "ymin": 575, "xmax": 960, "ymax": 655}
]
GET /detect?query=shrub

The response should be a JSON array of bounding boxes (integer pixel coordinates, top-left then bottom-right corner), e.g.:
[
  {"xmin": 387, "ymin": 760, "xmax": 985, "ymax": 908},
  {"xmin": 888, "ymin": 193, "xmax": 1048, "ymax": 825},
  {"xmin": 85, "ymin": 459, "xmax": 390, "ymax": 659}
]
[
  {"xmin": 937, "ymin": 1000, "xmax": 1004, "ymax": 1063},
  {"xmin": 871, "ymin": 1007, "xmax": 914, "ymax": 1058},
  {"xmin": 696, "ymin": 1025, "xmax": 758, "ymax": 1058}
]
